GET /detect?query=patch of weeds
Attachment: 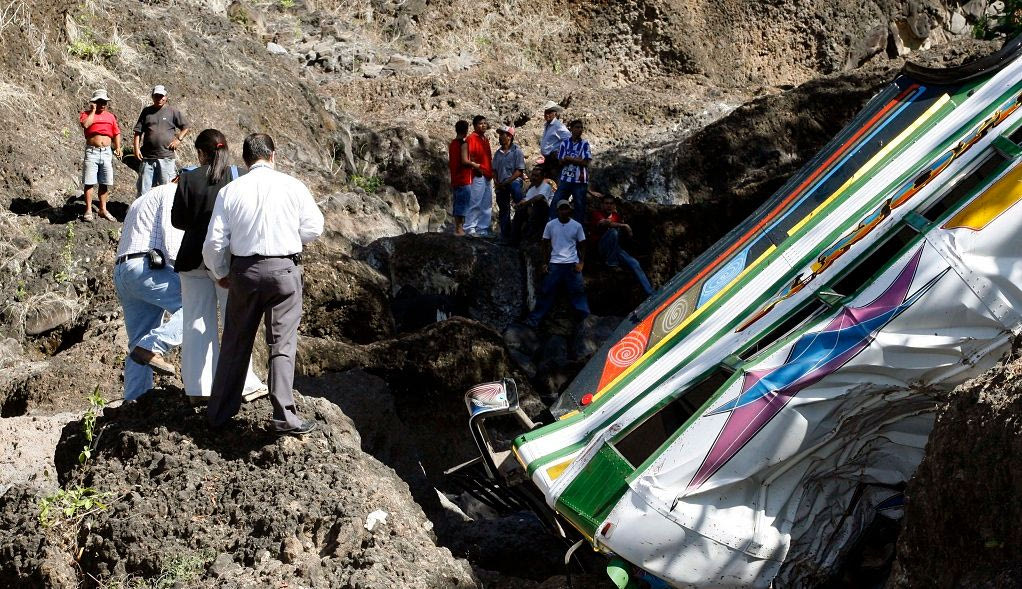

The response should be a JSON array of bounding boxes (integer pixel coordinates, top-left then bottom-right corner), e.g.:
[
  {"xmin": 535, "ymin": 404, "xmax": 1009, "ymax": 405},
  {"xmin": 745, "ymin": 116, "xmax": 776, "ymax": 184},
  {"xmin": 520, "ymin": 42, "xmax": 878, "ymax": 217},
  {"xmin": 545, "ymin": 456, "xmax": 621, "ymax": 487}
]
[
  {"xmin": 67, "ymin": 39, "xmax": 120, "ymax": 60},
  {"xmin": 349, "ymin": 173, "xmax": 383, "ymax": 193},
  {"xmin": 14, "ymin": 280, "xmax": 26, "ymax": 302},
  {"xmin": 38, "ymin": 388, "xmax": 114, "ymax": 559},
  {"xmin": 79, "ymin": 387, "xmax": 105, "ymax": 464},
  {"xmin": 101, "ymin": 549, "xmax": 217, "ymax": 588},
  {"xmin": 54, "ymin": 222, "xmax": 77, "ymax": 284},
  {"xmin": 974, "ymin": 0, "xmax": 1022, "ymax": 39},
  {"xmin": 279, "ymin": 0, "xmax": 296, "ymax": 8},
  {"xmin": 38, "ymin": 486, "xmax": 109, "ymax": 528},
  {"xmin": 155, "ymin": 550, "xmax": 217, "ymax": 587}
]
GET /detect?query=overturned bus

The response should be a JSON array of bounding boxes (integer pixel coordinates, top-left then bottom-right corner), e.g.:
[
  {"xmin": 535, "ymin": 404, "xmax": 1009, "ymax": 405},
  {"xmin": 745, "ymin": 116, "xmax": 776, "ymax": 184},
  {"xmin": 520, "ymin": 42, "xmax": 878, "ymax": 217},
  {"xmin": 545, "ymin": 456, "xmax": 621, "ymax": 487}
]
[{"xmin": 449, "ymin": 37, "xmax": 1022, "ymax": 588}]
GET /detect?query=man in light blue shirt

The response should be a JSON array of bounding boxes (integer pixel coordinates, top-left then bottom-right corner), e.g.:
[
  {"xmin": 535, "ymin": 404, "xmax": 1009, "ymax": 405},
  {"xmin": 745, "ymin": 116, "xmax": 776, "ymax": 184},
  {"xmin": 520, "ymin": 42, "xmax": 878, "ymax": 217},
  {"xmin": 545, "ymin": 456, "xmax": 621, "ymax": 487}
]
[{"xmin": 540, "ymin": 101, "xmax": 570, "ymax": 179}]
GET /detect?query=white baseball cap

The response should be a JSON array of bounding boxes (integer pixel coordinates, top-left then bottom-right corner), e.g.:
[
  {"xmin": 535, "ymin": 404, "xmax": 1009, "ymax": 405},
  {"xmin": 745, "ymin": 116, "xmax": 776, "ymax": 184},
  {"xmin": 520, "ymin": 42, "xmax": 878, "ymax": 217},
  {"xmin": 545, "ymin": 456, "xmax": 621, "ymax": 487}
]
[{"xmin": 151, "ymin": 85, "xmax": 167, "ymax": 96}]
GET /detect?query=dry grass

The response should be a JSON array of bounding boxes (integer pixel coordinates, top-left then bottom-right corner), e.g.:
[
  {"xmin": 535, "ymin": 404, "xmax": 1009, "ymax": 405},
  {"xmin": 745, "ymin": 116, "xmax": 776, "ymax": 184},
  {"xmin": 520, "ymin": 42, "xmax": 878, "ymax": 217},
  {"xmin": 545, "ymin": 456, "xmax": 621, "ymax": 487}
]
[
  {"xmin": 0, "ymin": 210, "xmax": 36, "ymax": 274},
  {"xmin": 0, "ymin": 0, "xmax": 25, "ymax": 36},
  {"xmin": 314, "ymin": 0, "xmax": 576, "ymax": 72},
  {"xmin": 1, "ymin": 290, "xmax": 85, "ymax": 339}
]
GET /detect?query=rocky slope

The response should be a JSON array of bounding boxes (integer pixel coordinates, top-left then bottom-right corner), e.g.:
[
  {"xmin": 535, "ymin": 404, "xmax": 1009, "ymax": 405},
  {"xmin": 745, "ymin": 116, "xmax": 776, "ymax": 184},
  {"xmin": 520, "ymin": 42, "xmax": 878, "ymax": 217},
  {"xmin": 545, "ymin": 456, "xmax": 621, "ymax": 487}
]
[{"xmin": 0, "ymin": 0, "xmax": 1016, "ymax": 586}]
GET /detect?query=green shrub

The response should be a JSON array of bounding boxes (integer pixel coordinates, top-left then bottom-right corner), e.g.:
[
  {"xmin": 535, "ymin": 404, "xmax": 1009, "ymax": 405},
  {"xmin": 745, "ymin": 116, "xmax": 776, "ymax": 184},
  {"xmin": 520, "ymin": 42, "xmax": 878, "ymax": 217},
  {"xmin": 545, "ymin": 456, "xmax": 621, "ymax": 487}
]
[
  {"xmin": 350, "ymin": 173, "xmax": 383, "ymax": 194},
  {"xmin": 67, "ymin": 39, "xmax": 120, "ymax": 59}
]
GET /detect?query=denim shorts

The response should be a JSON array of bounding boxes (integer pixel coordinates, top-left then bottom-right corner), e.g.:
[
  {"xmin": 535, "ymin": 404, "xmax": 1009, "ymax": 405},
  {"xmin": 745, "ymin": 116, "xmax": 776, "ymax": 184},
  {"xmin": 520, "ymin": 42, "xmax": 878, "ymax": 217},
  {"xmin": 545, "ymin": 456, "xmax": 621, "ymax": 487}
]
[
  {"xmin": 82, "ymin": 146, "xmax": 114, "ymax": 186},
  {"xmin": 452, "ymin": 184, "xmax": 471, "ymax": 217}
]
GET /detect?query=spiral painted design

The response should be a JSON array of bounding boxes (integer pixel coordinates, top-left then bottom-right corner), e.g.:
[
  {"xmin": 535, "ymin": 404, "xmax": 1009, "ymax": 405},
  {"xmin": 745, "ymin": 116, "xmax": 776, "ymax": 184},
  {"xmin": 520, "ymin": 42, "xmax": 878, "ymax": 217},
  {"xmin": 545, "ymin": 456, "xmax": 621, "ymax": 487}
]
[
  {"xmin": 608, "ymin": 330, "xmax": 649, "ymax": 368},
  {"xmin": 657, "ymin": 296, "xmax": 691, "ymax": 334}
]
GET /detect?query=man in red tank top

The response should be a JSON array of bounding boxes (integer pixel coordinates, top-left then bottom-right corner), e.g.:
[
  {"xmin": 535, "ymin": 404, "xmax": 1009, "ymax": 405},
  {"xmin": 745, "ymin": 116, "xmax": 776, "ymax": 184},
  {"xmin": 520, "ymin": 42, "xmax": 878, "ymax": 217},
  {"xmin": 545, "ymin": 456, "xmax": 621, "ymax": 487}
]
[{"xmin": 79, "ymin": 88, "xmax": 123, "ymax": 222}]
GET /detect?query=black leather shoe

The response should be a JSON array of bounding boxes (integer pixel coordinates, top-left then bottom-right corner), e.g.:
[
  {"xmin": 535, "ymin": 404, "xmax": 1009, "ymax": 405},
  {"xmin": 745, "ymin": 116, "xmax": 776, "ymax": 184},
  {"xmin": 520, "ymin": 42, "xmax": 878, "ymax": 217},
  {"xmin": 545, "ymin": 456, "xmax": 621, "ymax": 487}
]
[{"xmin": 276, "ymin": 420, "xmax": 317, "ymax": 437}]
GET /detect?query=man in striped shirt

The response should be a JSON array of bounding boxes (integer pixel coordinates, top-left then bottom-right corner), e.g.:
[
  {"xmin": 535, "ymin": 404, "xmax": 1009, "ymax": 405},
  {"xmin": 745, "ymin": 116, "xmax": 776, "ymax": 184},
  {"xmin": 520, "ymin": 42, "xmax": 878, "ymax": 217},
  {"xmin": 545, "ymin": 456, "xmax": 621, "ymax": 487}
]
[{"xmin": 553, "ymin": 120, "xmax": 592, "ymax": 224}]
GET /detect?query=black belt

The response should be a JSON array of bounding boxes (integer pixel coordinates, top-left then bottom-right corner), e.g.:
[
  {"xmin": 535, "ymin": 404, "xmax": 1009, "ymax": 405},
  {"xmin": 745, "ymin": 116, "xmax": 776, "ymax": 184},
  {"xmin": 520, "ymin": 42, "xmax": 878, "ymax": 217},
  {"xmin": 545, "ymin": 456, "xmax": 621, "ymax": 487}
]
[
  {"xmin": 115, "ymin": 252, "xmax": 147, "ymax": 265},
  {"xmin": 235, "ymin": 253, "xmax": 302, "ymax": 265}
]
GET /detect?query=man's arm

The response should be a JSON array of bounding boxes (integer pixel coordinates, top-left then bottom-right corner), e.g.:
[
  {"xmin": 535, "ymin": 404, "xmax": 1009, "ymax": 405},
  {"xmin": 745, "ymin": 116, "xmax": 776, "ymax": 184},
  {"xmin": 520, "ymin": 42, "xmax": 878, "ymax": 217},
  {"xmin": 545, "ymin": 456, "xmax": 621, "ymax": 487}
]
[
  {"xmin": 575, "ymin": 235, "xmax": 586, "ymax": 273},
  {"xmin": 112, "ymin": 130, "xmax": 122, "ymax": 157},
  {"xmin": 556, "ymin": 122, "xmax": 571, "ymax": 143},
  {"xmin": 79, "ymin": 105, "xmax": 95, "ymax": 131},
  {"xmin": 541, "ymin": 238, "xmax": 552, "ymax": 274},
  {"xmin": 297, "ymin": 183, "xmax": 325, "ymax": 245},
  {"xmin": 461, "ymin": 141, "xmax": 480, "ymax": 171},
  {"xmin": 170, "ymin": 111, "xmax": 190, "ymax": 150},
  {"xmin": 170, "ymin": 128, "xmax": 189, "ymax": 150},
  {"xmin": 132, "ymin": 111, "xmax": 145, "ymax": 159},
  {"xmin": 202, "ymin": 190, "xmax": 232, "ymax": 280}
]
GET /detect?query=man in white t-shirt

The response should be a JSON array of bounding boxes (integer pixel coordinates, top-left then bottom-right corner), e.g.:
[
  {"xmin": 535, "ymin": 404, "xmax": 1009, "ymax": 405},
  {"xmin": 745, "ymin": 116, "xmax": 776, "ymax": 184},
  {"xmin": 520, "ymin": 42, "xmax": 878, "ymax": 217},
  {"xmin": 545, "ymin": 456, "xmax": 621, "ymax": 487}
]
[
  {"xmin": 524, "ymin": 199, "xmax": 589, "ymax": 328},
  {"xmin": 511, "ymin": 165, "xmax": 553, "ymax": 243}
]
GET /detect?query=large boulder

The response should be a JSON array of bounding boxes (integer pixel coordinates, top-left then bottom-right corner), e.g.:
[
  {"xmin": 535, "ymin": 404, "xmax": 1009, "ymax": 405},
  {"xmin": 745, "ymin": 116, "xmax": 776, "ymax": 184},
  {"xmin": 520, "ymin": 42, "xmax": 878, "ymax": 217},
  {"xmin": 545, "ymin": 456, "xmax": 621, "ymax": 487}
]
[
  {"xmin": 890, "ymin": 350, "xmax": 1022, "ymax": 587},
  {"xmin": 361, "ymin": 233, "xmax": 527, "ymax": 334},
  {"xmin": 300, "ymin": 256, "xmax": 395, "ymax": 344}
]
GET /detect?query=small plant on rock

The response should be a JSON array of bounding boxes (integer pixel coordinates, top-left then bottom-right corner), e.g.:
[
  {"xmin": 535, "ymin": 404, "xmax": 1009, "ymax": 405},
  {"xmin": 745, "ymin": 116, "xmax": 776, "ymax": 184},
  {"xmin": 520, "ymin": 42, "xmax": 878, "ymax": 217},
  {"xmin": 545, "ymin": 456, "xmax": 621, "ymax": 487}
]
[
  {"xmin": 349, "ymin": 173, "xmax": 383, "ymax": 193},
  {"xmin": 54, "ymin": 222, "xmax": 77, "ymax": 284},
  {"xmin": 38, "ymin": 486, "xmax": 109, "ymax": 528},
  {"xmin": 79, "ymin": 386, "xmax": 106, "ymax": 463},
  {"xmin": 37, "ymin": 387, "xmax": 112, "ymax": 557},
  {"xmin": 67, "ymin": 38, "xmax": 120, "ymax": 60},
  {"xmin": 279, "ymin": 0, "xmax": 296, "ymax": 8}
]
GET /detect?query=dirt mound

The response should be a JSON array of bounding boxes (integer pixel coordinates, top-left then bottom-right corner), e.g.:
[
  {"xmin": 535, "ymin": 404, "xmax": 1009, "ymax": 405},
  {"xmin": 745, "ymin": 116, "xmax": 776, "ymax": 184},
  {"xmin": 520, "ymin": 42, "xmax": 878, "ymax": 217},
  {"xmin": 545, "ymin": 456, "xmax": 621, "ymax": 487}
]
[
  {"xmin": 1, "ymin": 389, "xmax": 478, "ymax": 588},
  {"xmin": 890, "ymin": 344, "xmax": 1022, "ymax": 587}
]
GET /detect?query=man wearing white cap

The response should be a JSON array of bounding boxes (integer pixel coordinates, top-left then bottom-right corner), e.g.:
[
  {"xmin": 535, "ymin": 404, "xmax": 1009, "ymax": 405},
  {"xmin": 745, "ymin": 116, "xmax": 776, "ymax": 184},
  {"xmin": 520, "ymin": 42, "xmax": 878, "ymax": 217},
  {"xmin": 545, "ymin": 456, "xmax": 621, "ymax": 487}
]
[
  {"xmin": 540, "ymin": 101, "xmax": 570, "ymax": 179},
  {"xmin": 79, "ymin": 88, "xmax": 122, "ymax": 222},
  {"xmin": 133, "ymin": 84, "xmax": 190, "ymax": 197}
]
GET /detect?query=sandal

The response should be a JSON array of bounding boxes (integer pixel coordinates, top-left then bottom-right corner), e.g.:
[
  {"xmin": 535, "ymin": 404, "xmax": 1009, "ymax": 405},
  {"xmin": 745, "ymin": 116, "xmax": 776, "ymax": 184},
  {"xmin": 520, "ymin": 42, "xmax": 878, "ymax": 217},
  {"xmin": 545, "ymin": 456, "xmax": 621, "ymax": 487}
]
[
  {"xmin": 98, "ymin": 209, "xmax": 117, "ymax": 222},
  {"xmin": 82, "ymin": 211, "xmax": 94, "ymax": 222}
]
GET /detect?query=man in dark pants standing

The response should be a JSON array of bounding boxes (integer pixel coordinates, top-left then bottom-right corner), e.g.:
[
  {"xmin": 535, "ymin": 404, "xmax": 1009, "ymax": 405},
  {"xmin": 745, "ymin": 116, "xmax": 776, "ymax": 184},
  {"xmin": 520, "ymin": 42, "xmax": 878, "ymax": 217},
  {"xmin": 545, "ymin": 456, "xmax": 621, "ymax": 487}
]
[
  {"xmin": 524, "ymin": 199, "xmax": 589, "ymax": 328},
  {"xmin": 202, "ymin": 133, "xmax": 324, "ymax": 435}
]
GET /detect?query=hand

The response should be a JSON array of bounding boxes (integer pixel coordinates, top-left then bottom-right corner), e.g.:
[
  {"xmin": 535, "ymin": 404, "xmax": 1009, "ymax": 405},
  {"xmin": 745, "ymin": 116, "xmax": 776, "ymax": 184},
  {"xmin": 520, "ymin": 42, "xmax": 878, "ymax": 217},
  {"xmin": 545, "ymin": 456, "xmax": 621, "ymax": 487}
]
[
  {"xmin": 169, "ymin": 138, "xmax": 181, "ymax": 150},
  {"xmin": 217, "ymin": 276, "xmax": 231, "ymax": 288},
  {"xmin": 598, "ymin": 218, "xmax": 610, "ymax": 226},
  {"xmin": 574, "ymin": 262, "xmax": 584, "ymax": 273},
  {"xmin": 114, "ymin": 147, "xmax": 122, "ymax": 158},
  {"xmin": 541, "ymin": 264, "xmax": 548, "ymax": 275},
  {"xmin": 89, "ymin": 102, "xmax": 96, "ymax": 114},
  {"xmin": 134, "ymin": 148, "xmax": 142, "ymax": 160}
]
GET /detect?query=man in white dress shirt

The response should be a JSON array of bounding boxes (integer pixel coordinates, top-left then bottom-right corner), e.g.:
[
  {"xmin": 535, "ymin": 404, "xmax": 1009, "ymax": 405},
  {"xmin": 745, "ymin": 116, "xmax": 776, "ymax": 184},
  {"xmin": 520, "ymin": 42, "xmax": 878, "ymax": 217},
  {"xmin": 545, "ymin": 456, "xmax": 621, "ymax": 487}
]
[
  {"xmin": 202, "ymin": 133, "xmax": 324, "ymax": 435},
  {"xmin": 114, "ymin": 181, "xmax": 184, "ymax": 401}
]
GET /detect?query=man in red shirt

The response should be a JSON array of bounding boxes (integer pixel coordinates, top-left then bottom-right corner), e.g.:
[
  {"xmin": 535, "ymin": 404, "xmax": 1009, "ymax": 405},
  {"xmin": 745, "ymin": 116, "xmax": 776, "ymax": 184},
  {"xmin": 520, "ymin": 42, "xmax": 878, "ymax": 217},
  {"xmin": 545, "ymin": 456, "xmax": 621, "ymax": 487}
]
[
  {"xmin": 464, "ymin": 115, "xmax": 494, "ymax": 237},
  {"xmin": 589, "ymin": 191, "xmax": 654, "ymax": 296},
  {"xmin": 448, "ymin": 120, "xmax": 473, "ymax": 236},
  {"xmin": 79, "ymin": 88, "xmax": 122, "ymax": 222}
]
